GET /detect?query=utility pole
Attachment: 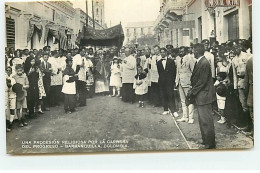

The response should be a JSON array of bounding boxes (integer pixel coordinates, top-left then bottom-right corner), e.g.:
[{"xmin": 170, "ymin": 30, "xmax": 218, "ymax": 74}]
[
  {"xmin": 86, "ymin": 0, "xmax": 88, "ymax": 27},
  {"xmin": 92, "ymin": 0, "xmax": 95, "ymax": 29}
]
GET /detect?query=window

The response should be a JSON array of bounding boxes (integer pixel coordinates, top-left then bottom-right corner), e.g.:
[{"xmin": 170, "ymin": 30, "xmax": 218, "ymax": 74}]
[
  {"xmin": 141, "ymin": 28, "xmax": 143, "ymax": 34},
  {"xmin": 6, "ymin": 17, "xmax": 15, "ymax": 49},
  {"xmin": 96, "ymin": 8, "xmax": 99, "ymax": 15},
  {"xmin": 134, "ymin": 28, "xmax": 136, "ymax": 35},
  {"xmin": 148, "ymin": 27, "xmax": 151, "ymax": 33},
  {"xmin": 127, "ymin": 29, "xmax": 129, "ymax": 34}
]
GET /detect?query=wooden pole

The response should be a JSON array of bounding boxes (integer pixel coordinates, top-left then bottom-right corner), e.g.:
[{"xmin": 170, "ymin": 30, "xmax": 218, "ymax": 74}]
[
  {"xmin": 86, "ymin": 0, "xmax": 88, "ymax": 27},
  {"xmin": 92, "ymin": 0, "xmax": 95, "ymax": 29}
]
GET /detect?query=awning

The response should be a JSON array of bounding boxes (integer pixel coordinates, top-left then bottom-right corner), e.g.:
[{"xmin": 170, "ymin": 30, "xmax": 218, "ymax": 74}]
[
  {"xmin": 44, "ymin": 23, "xmax": 60, "ymax": 44},
  {"xmin": 77, "ymin": 23, "xmax": 124, "ymax": 48}
]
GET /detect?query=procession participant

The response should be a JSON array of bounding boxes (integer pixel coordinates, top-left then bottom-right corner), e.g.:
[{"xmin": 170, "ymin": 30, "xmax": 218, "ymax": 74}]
[
  {"xmin": 150, "ymin": 45, "xmax": 161, "ymax": 107},
  {"xmin": 232, "ymin": 43, "xmax": 252, "ymax": 131},
  {"xmin": 166, "ymin": 44, "xmax": 174, "ymax": 59},
  {"xmin": 175, "ymin": 46, "xmax": 196, "ymax": 123},
  {"xmin": 244, "ymin": 56, "xmax": 253, "ymax": 136},
  {"xmin": 157, "ymin": 48, "xmax": 178, "ymax": 117},
  {"xmin": 48, "ymin": 50, "xmax": 63, "ymax": 107},
  {"xmin": 187, "ymin": 43, "xmax": 216, "ymax": 149},
  {"xmin": 13, "ymin": 64, "xmax": 29, "ymax": 127},
  {"xmin": 202, "ymin": 39, "xmax": 216, "ymax": 80},
  {"xmin": 133, "ymin": 66, "xmax": 148, "ymax": 108},
  {"xmin": 62, "ymin": 57, "xmax": 78, "ymax": 114},
  {"xmin": 121, "ymin": 47, "xmax": 136, "ymax": 103},
  {"xmin": 110, "ymin": 57, "xmax": 122, "ymax": 97},
  {"xmin": 85, "ymin": 51, "xmax": 95, "ymax": 98},
  {"xmin": 6, "ymin": 66, "xmax": 16, "ymax": 130},
  {"xmin": 41, "ymin": 52, "xmax": 52, "ymax": 111},
  {"xmin": 143, "ymin": 47, "xmax": 152, "ymax": 102},
  {"xmin": 94, "ymin": 49, "xmax": 110, "ymax": 95},
  {"xmin": 73, "ymin": 47, "xmax": 88, "ymax": 106},
  {"xmin": 26, "ymin": 58, "xmax": 40, "ymax": 119}
]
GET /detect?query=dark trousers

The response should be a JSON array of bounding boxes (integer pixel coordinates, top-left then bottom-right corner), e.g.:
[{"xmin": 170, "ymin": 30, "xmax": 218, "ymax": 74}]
[
  {"xmin": 197, "ymin": 104, "xmax": 216, "ymax": 148},
  {"xmin": 27, "ymin": 86, "xmax": 39, "ymax": 115},
  {"xmin": 76, "ymin": 80, "xmax": 87, "ymax": 106},
  {"xmin": 43, "ymin": 77, "xmax": 51, "ymax": 109},
  {"xmin": 159, "ymin": 84, "xmax": 176, "ymax": 112},
  {"xmin": 122, "ymin": 83, "xmax": 135, "ymax": 103},
  {"xmin": 64, "ymin": 94, "xmax": 76, "ymax": 111},
  {"xmin": 136, "ymin": 94, "xmax": 144, "ymax": 102},
  {"xmin": 151, "ymin": 82, "xmax": 161, "ymax": 106},
  {"xmin": 50, "ymin": 85, "xmax": 60, "ymax": 106}
]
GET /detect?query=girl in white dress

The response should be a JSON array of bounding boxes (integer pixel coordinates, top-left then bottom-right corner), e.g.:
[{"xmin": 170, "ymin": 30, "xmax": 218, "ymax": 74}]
[{"xmin": 110, "ymin": 57, "xmax": 122, "ymax": 96}]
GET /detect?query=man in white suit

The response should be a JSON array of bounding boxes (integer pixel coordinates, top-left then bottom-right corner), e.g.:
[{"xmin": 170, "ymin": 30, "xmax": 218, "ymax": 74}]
[{"xmin": 175, "ymin": 46, "xmax": 196, "ymax": 124}]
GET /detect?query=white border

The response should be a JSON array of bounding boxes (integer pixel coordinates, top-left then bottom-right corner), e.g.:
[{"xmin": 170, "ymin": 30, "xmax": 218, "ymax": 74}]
[{"xmin": 0, "ymin": 0, "xmax": 260, "ymax": 170}]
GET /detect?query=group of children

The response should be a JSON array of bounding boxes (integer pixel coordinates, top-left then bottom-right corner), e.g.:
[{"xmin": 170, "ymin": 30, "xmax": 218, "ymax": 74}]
[{"xmin": 109, "ymin": 57, "xmax": 148, "ymax": 108}]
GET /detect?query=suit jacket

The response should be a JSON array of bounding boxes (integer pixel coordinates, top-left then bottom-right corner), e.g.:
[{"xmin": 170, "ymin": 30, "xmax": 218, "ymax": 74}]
[
  {"xmin": 175, "ymin": 54, "xmax": 196, "ymax": 87},
  {"xmin": 190, "ymin": 56, "xmax": 216, "ymax": 105},
  {"xmin": 156, "ymin": 57, "xmax": 176, "ymax": 88},
  {"xmin": 41, "ymin": 61, "xmax": 52, "ymax": 79}
]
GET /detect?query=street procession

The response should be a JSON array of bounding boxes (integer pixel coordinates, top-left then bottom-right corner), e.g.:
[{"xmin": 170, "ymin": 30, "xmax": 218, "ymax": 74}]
[{"xmin": 4, "ymin": 0, "xmax": 253, "ymax": 154}]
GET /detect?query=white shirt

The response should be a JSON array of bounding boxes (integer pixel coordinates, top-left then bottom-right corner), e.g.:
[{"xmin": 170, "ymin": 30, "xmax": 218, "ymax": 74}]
[
  {"xmin": 162, "ymin": 57, "xmax": 167, "ymax": 69},
  {"xmin": 196, "ymin": 56, "xmax": 203, "ymax": 63}
]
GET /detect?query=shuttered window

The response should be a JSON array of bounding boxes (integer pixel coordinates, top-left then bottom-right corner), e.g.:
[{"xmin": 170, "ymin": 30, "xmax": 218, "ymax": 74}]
[
  {"xmin": 227, "ymin": 10, "xmax": 239, "ymax": 40},
  {"xmin": 6, "ymin": 17, "xmax": 15, "ymax": 49}
]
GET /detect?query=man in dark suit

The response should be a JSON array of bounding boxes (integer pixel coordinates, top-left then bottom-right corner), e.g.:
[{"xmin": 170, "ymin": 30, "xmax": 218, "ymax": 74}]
[
  {"xmin": 157, "ymin": 48, "xmax": 179, "ymax": 117},
  {"xmin": 187, "ymin": 43, "xmax": 217, "ymax": 149},
  {"xmin": 41, "ymin": 52, "xmax": 52, "ymax": 111}
]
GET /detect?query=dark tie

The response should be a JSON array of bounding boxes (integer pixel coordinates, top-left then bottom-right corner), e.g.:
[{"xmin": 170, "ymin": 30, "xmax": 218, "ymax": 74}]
[
  {"xmin": 181, "ymin": 57, "xmax": 183, "ymax": 65},
  {"xmin": 194, "ymin": 61, "xmax": 197, "ymax": 70}
]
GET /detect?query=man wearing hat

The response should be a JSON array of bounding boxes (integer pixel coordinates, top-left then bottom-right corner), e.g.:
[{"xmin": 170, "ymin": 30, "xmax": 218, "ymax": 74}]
[{"xmin": 202, "ymin": 39, "xmax": 215, "ymax": 79}]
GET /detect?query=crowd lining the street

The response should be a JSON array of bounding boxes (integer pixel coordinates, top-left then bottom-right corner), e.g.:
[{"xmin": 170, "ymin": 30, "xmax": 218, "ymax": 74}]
[{"xmin": 5, "ymin": 37, "xmax": 253, "ymax": 148}]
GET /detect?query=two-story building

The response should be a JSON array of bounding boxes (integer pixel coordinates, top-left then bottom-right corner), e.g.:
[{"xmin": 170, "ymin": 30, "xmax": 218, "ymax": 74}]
[
  {"xmin": 154, "ymin": 0, "xmax": 252, "ymax": 47},
  {"xmin": 124, "ymin": 21, "xmax": 155, "ymax": 46},
  {"xmin": 5, "ymin": 1, "xmax": 106, "ymax": 50}
]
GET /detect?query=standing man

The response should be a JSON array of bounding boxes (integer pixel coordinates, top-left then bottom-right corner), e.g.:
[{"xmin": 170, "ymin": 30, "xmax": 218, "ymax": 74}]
[
  {"xmin": 175, "ymin": 46, "xmax": 196, "ymax": 124},
  {"xmin": 150, "ymin": 45, "xmax": 161, "ymax": 107},
  {"xmin": 121, "ymin": 47, "xmax": 137, "ymax": 103},
  {"xmin": 73, "ymin": 47, "xmax": 88, "ymax": 107},
  {"xmin": 232, "ymin": 43, "xmax": 252, "ymax": 131},
  {"xmin": 202, "ymin": 39, "xmax": 215, "ymax": 80},
  {"xmin": 157, "ymin": 48, "xmax": 179, "ymax": 117},
  {"xmin": 187, "ymin": 43, "xmax": 216, "ymax": 149}
]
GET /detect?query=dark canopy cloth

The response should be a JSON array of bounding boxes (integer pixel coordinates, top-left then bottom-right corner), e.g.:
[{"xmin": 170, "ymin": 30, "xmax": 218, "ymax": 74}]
[{"xmin": 77, "ymin": 23, "xmax": 124, "ymax": 48}]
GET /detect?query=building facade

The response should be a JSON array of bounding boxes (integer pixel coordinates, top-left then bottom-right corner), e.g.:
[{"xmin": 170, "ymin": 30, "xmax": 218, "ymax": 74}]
[
  {"xmin": 154, "ymin": 0, "xmax": 252, "ymax": 47},
  {"xmin": 5, "ymin": 1, "xmax": 105, "ymax": 50},
  {"xmin": 124, "ymin": 21, "xmax": 155, "ymax": 46}
]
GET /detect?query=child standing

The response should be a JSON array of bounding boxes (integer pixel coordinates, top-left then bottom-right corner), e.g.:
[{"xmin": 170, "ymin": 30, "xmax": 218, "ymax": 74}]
[
  {"xmin": 26, "ymin": 58, "xmax": 40, "ymax": 119},
  {"xmin": 214, "ymin": 72, "xmax": 228, "ymax": 124},
  {"xmin": 110, "ymin": 57, "xmax": 122, "ymax": 97},
  {"xmin": 133, "ymin": 66, "xmax": 148, "ymax": 108},
  {"xmin": 6, "ymin": 66, "xmax": 16, "ymax": 131},
  {"xmin": 13, "ymin": 64, "xmax": 29, "ymax": 127},
  {"xmin": 62, "ymin": 57, "xmax": 78, "ymax": 114}
]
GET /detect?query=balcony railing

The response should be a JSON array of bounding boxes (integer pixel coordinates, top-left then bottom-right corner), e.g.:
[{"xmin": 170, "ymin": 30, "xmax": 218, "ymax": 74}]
[{"xmin": 154, "ymin": 0, "xmax": 186, "ymax": 30}]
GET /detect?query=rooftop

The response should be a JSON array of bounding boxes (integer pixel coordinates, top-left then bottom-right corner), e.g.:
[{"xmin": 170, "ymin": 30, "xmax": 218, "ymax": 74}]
[{"xmin": 126, "ymin": 21, "xmax": 155, "ymax": 28}]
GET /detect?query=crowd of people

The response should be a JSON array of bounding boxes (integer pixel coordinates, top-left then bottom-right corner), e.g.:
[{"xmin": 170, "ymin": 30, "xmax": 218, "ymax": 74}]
[{"xmin": 5, "ymin": 37, "xmax": 253, "ymax": 148}]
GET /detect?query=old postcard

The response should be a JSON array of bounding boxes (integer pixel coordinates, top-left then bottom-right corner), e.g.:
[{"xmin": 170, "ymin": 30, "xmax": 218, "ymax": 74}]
[{"xmin": 5, "ymin": 0, "xmax": 253, "ymax": 154}]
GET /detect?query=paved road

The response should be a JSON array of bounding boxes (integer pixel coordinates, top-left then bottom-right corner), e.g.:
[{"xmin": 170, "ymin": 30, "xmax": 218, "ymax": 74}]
[{"xmin": 6, "ymin": 95, "xmax": 253, "ymax": 154}]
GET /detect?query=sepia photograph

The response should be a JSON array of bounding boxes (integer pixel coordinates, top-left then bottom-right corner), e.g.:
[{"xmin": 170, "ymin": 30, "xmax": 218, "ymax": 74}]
[{"xmin": 4, "ymin": 0, "xmax": 253, "ymax": 154}]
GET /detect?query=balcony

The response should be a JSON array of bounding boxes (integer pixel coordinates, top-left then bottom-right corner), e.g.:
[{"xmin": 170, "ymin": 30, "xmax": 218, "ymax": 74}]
[{"xmin": 154, "ymin": 0, "xmax": 187, "ymax": 31}]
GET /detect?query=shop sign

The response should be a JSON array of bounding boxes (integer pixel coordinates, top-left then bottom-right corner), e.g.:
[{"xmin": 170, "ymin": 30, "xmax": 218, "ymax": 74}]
[
  {"xmin": 205, "ymin": 0, "xmax": 240, "ymax": 8},
  {"xmin": 55, "ymin": 11, "xmax": 67, "ymax": 24}
]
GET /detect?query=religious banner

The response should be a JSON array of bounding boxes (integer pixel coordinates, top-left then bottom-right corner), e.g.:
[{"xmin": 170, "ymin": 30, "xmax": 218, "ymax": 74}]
[
  {"xmin": 27, "ymin": 19, "xmax": 43, "ymax": 43},
  {"xmin": 77, "ymin": 23, "xmax": 124, "ymax": 48}
]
